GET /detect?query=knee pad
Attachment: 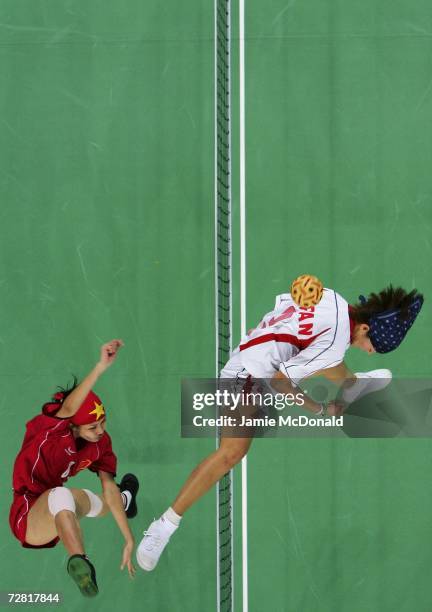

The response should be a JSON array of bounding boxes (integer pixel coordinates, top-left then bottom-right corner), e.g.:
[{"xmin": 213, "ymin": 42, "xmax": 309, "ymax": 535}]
[
  {"xmin": 48, "ymin": 487, "xmax": 76, "ymax": 517},
  {"xmin": 82, "ymin": 489, "xmax": 103, "ymax": 518}
]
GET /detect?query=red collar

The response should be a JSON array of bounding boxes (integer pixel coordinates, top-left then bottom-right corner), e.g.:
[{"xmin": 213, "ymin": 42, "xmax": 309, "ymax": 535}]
[{"xmin": 348, "ymin": 305, "xmax": 356, "ymax": 344}]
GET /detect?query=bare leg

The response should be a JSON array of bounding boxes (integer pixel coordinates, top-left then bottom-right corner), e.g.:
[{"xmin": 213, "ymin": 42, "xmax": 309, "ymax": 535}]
[
  {"xmin": 169, "ymin": 366, "xmax": 356, "ymax": 517},
  {"xmin": 172, "ymin": 436, "xmax": 253, "ymax": 515},
  {"xmin": 25, "ymin": 488, "xmax": 109, "ymax": 552},
  {"xmin": 317, "ymin": 361, "xmax": 357, "ymax": 387},
  {"xmin": 137, "ymin": 437, "xmax": 252, "ymax": 571},
  {"xmin": 304, "ymin": 361, "xmax": 358, "ymax": 416},
  {"xmin": 54, "ymin": 511, "xmax": 85, "ymax": 556}
]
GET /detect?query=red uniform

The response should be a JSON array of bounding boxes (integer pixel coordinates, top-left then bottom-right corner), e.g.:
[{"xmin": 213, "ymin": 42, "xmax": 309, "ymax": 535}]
[{"xmin": 9, "ymin": 404, "xmax": 117, "ymax": 548}]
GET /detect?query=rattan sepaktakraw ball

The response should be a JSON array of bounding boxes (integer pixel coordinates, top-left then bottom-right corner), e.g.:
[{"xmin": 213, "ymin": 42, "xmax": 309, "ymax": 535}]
[{"xmin": 290, "ymin": 274, "xmax": 324, "ymax": 307}]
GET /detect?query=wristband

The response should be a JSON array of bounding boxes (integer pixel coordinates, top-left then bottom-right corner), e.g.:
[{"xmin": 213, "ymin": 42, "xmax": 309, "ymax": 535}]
[{"xmin": 315, "ymin": 403, "xmax": 326, "ymax": 416}]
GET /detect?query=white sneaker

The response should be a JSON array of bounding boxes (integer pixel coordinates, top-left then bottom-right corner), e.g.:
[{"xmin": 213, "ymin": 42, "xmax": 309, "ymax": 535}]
[
  {"xmin": 136, "ymin": 518, "xmax": 172, "ymax": 571},
  {"xmin": 342, "ymin": 369, "xmax": 392, "ymax": 404}
]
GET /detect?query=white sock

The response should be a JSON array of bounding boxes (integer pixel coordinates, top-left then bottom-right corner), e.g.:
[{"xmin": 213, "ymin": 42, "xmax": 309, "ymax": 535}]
[
  {"xmin": 342, "ymin": 370, "xmax": 392, "ymax": 403},
  {"xmin": 121, "ymin": 491, "xmax": 132, "ymax": 511},
  {"xmin": 160, "ymin": 507, "xmax": 182, "ymax": 536}
]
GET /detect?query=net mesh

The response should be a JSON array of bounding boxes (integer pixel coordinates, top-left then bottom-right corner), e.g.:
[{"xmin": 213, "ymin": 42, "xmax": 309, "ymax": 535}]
[{"xmin": 215, "ymin": 1, "xmax": 233, "ymax": 610}]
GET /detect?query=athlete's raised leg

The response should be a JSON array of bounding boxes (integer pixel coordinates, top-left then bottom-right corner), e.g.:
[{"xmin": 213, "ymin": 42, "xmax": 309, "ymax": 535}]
[
  {"xmin": 316, "ymin": 361, "xmax": 357, "ymax": 386},
  {"xmin": 172, "ymin": 435, "xmax": 253, "ymax": 515},
  {"xmin": 314, "ymin": 361, "xmax": 392, "ymax": 405},
  {"xmin": 304, "ymin": 361, "xmax": 392, "ymax": 413},
  {"xmin": 137, "ymin": 433, "xmax": 253, "ymax": 571},
  {"xmin": 25, "ymin": 487, "xmax": 108, "ymax": 552}
]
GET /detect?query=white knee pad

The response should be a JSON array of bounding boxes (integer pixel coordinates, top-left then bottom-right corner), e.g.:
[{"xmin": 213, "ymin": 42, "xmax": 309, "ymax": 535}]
[
  {"xmin": 48, "ymin": 487, "xmax": 76, "ymax": 517},
  {"xmin": 82, "ymin": 489, "xmax": 103, "ymax": 518}
]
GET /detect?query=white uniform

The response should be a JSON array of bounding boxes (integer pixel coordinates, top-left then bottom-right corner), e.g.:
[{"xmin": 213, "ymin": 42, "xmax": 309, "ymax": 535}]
[{"xmin": 220, "ymin": 288, "xmax": 351, "ymax": 386}]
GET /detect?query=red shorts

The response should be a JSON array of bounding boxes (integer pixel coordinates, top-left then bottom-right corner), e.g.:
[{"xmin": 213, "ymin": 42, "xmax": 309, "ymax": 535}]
[{"xmin": 9, "ymin": 493, "xmax": 60, "ymax": 549}]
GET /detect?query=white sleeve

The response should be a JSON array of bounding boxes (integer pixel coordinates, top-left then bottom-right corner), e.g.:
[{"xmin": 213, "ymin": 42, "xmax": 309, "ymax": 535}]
[
  {"xmin": 243, "ymin": 308, "xmax": 275, "ymax": 340},
  {"xmin": 279, "ymin": 326, "xmax": 349, "ymax": 386}
]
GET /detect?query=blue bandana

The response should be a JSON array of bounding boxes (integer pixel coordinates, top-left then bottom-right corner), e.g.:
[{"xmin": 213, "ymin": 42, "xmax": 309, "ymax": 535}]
[{"xmin": 359, "ymin": 294, "xmax": 424, "ymax": 353}]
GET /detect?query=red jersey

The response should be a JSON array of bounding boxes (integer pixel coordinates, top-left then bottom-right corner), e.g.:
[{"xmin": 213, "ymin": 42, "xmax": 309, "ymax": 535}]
[{"xmin": 12, "ymin": 405, "xmax": 117, "ymax": 497}]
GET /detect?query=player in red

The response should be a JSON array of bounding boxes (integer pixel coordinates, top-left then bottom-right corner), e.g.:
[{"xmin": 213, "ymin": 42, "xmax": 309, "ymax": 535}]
[{"xmin": 9, "ymin": 339, "xmax": 139, "ymax": 598}]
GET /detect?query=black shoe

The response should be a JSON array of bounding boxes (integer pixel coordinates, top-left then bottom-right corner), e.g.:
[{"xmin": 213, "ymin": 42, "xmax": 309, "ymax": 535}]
[
  {"xmin": 117, "ymin": 473, "xmax": 139, "ymax": 519},
  {"xmin": 67, "ymin": 554, "xmax": 98, "ymax": 598}
]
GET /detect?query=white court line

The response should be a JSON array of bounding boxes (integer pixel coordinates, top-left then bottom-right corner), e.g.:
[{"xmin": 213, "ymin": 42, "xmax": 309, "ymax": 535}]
[{"xmin": 239, "ymin": 0, "xmax": 248, "ymax": 611}]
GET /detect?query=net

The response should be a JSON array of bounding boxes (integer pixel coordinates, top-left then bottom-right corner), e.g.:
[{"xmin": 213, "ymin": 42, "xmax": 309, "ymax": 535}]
[{"xmin": 215, "ymin": 0, "xmax": 233, "ymax": 610}]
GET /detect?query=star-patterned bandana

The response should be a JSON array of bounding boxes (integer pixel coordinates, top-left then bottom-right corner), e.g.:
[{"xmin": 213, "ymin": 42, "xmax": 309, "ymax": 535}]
[
  {"xmin": 359, "ymin": 294, "xmax": 424, "ymax": 353},
  {"xmin": 70, "ymin": 391, "xmax": 106, "ymax": 425}
]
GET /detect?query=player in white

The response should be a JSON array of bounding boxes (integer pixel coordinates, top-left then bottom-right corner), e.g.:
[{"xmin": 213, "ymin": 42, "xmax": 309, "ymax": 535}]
[{"xmin": 136, "ymin": 284, "xmax": 423, "ymax": 571}]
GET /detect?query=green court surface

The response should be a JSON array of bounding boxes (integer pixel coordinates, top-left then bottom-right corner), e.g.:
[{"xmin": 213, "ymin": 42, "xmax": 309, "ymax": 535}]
[{"xmin": 1, "ymin": 2, "xmax": 431, "ymax": 611}]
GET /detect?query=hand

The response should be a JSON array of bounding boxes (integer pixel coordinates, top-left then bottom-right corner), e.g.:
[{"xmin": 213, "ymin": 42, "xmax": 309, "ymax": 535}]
[
  {"xmin": 98, "ymin": 339, "xmax": 124, "ymax": 371},
  {"xmin": 120, "ymin": 539, "xmax": 136, "ymax": 578},
  {"xmin": 326, "ymin": 400, "xmax": 346, "ymax": 417}
]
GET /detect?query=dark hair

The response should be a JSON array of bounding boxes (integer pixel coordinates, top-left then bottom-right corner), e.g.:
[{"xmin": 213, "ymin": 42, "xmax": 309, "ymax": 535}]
[
  {"xmin": 42, "ymin": 375, "xmax": 80, "ymax": 418},
  {"xmin": 350, "ymin": 285, "xmax": 424, "ymax": 324},
  {"xmin": 56, "ymin": 375, "xmax": 79, "ymax": 401}
]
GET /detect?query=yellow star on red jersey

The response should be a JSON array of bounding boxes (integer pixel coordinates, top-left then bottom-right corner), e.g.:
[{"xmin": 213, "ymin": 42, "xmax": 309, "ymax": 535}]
[{"xmin": 89, "ymin": 401, "xmax": 105, "ymax": 420}]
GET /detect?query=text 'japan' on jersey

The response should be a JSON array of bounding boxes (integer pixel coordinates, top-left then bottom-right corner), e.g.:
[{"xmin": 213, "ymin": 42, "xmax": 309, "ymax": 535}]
[{"xmin": 235, "ymin": 288, "xmax": 351, "ymax": 383}]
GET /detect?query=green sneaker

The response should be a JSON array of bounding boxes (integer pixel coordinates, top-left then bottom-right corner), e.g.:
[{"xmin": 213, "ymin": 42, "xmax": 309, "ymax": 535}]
[{"xmin": 67, "ymin": 554, "xmax": 98, "ymax": 597}]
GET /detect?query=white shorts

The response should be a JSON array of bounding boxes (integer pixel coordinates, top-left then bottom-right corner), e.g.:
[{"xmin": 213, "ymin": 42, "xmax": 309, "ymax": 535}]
[
  {"xmin": 219, "ymin": 351, "xmax": 249, "ymax": 379},
  {"xmin": 219, "ymin": 352, "xmax": 251, "ymax": 398},
  {"xmin": 219, "ymin": 351, "xmax": 272, "ymax": 411}
]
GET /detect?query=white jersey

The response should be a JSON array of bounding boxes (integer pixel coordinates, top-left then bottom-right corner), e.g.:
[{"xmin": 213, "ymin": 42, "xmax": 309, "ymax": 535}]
[{"xmin": 228, "ymin": 288, "xmax": 351, "ymax": 385}]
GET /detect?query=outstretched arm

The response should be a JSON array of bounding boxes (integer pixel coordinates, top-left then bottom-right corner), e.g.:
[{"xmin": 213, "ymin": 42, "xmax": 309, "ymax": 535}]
[
  {"xmin": 271, "ymin": 371, "xmax": 325, "ymax": 414},
  {"xmin": 99, "ymin": 470, "xmax": 136, "ymax": 577},
  {"xmin": 58, "ymin": 339, "xmax": 124, "ymax": 418},
  {"xmin": 273, "ymin": 362, "xmax": 357, "ymax": 416}
]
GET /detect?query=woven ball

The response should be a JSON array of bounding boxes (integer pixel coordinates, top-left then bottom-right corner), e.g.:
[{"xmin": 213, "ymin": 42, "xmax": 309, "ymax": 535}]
[{"xmin": 290, "ymin": 274, "xmax": 324, "ymax": 307}]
